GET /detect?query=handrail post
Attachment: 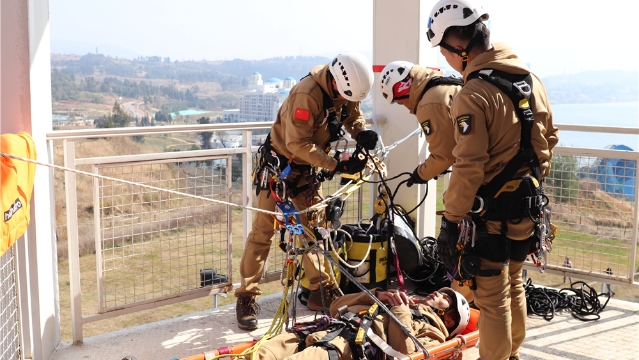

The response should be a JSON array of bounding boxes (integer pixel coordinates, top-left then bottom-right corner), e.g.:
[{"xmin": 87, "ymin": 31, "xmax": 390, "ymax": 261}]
[
  {"xmin": 63, "ymin": 139, "xmax": 83, "ymax": 343},
  {"xmin": 241, "ymin": 130, "xmax": 253, "ymax": 250},
  {"xmin": 631, "ymin": 164, "xmax": 639, "ymax": 285}
]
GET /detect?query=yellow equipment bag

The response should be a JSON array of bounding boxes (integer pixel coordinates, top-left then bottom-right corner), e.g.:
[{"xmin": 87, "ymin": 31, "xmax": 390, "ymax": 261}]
[{"xmin": 339, "ymin": 224, "xmax": 388, "ymax": 293}]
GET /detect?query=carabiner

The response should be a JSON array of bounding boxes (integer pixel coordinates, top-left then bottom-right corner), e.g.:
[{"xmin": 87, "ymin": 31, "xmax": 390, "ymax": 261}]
[
  {"xmin": 270, "ymin": 151, "xmax": 281, "ymax": 170},
  {"xmin": 335, "ymin": 138, "xmax": 348, "ymax": 155},
  {"xmin": 470, "ymin": 196, "xmax": 484, "ymax": 213}
]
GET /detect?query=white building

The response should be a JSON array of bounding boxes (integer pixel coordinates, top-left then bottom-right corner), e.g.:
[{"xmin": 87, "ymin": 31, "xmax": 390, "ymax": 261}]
[
  {"xmin": 237, "ymin": 72, "xmax": 296, "ymax": 122},
  {"xmin": 222, "ymin": 109, "xmax": 240, "ymax": 123}
]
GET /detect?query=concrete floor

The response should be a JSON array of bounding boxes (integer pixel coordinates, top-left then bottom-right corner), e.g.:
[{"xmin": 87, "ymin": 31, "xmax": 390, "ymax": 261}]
[{"xmin": 50, "ymin": 292, "xmax": 639, "ymax": 360}]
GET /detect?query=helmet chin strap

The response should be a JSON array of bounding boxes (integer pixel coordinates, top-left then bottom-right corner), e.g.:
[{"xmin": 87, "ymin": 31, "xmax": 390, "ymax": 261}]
[{"xmin": 440, "ymin": 32, "xmax": 484, "ymax": 71}]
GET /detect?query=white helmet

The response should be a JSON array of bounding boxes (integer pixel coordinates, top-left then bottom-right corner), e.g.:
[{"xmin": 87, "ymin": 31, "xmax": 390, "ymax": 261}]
[
  {"xmin": 328, "ymin": 52, "xmax": 374, "ymax": 102},
  {"xmin": 439, "ymin": 287, "xmax": 471, "ymax": 338},
  {"xmin": 379, "ymin": 61, "xmax": 415, "ymax": 104},
  {"xmin": 427, "ymin": 0, "xmax": 488, "ymax": 47}
]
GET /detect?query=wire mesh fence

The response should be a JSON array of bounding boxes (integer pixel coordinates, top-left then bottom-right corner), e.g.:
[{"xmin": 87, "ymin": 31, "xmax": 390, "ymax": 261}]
[
  {"xmin": 96, "ymin": 158, "xmax": 232, "ymax": 311},
  {"xmin": 536, "ymin": 149, "xmax": 637, "ymax": 282},
  {"xmin": 0, "ymin": 246, "xmax": 21, "ymax": 360}
]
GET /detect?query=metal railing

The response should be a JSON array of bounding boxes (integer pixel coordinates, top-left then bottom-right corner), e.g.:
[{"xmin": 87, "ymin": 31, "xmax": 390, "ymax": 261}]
[
  {"xmin": 0, "ymin": 247, "xmax": 21, "ymax": 360},
  {"xmin": 46, "ymin": 122, "xmax": 639, "ymax": 344},
  {"xmin": 47, "ymin": 122, "xmax": 364, "ymax": 343},
  {"xmin": 522, "ymin": 124, "xmax": 639, "ymax": 286}
]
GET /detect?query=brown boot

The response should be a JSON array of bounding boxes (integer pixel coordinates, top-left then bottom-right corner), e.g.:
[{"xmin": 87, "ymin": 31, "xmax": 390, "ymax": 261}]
[
  {"xmin": 236, "ymin": 294, "xmax": 260, "ymax": 330},
  {"xmin": 307, "ymin": 285, "xmax": 341, "ymax": 311}
]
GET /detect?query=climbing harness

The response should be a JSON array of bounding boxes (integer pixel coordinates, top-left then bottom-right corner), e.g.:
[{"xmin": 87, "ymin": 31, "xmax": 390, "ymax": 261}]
[
  {"xmin": 317, "ymin": 246, "xmax": 431, "ymax": 358},
  {"xmin": 445, "ymin": 69, "xmax": 558, "ymax": 286}
]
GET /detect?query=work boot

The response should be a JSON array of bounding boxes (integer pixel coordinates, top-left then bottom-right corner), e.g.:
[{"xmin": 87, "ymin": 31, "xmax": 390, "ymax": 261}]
[
  {"xmin": 307, "ymin": 285, "xmax": 341, "ymax": 311},
  {"xmin": 236, "ymin": 295, "xmax": 260, "ymax": 330}
]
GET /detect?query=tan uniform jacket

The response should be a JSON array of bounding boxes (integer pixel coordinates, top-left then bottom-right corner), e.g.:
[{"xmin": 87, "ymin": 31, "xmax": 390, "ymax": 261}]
[
  {"xmin": 407, "ymin": 66, "xmax": 461, "ymax": 181},
  {"xmin": 269, "ymin": 64, "xmax": 367, "ymax": 171},
  {"xmin": 326, "ymin": 290, "xmax": 449, "ymax": 354},
  {"xmin": 444, "ymin": 43, "xmax": 559, "ymax": 239}
]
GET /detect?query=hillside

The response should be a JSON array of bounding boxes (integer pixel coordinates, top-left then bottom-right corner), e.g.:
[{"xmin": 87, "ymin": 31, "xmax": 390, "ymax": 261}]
[
  {"xmin": 542, "ymin": 70, "xmax": 638, "ymax": 104},
  {"xmin": 50, "ymin": 53, "xmax": 638, "ymax": 117},
  {"xmin": 51, "ymin": 53, "xmax": 331, "ymax": 85}
]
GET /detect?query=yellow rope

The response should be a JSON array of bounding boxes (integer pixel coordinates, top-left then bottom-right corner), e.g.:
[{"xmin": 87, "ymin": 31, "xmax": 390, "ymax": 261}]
[{"xmin": 206, "ymin": 259, "xmax": 298, "ymax": 360}]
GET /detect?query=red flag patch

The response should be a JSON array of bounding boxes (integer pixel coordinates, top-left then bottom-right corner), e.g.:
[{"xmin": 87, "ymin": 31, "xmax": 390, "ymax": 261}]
[{"xmin": 294, "ymin": 108, "xmax": 311, "ymax": 121}]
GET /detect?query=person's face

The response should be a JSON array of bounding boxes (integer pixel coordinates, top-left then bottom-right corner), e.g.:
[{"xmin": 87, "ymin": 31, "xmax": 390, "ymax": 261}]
[
  {"xmin": 393, "ymin": 97, "xmax": 410, "ymax": 110},
  {"xmin": 440, "ymin": 46, "xmax": 463, "ymax": 73},
  {"xmin": 331, "ymin": 80, "xmax": 347, "ymax": 101},
  {"xmin": 421, "ymin": 290, "xmax": 452, "ymax": 309}
]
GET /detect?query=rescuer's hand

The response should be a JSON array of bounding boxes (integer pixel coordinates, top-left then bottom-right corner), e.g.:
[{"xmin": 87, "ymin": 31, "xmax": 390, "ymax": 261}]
[
  {"xmin": 335, "ymin": 157, "xmax": 367, "ymax": 175},
  {"xmin": 316, "ymin": 169, "xmax": 334, "ymax": 182},
  {"xmin": 406, "ymin": 168, "xmax": 428, "ymax": 187}
]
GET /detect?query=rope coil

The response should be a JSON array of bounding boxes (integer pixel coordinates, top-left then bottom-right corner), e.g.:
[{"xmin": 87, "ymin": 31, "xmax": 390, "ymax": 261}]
[{"xmin": 524, "ymin": 278, "xmax": 610, "ymax": 321}]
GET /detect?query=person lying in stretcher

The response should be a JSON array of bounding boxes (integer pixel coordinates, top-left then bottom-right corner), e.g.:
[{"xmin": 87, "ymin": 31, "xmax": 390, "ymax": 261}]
[{"xmin": 255, "ymin": 288, "xmax": 471, "ymax": 360}]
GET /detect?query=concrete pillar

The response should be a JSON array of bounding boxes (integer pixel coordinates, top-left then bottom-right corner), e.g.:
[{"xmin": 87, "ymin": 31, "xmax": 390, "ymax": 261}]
[
  {"xmin": 1, "ymin": 0, "xmax": 59, "ymax": 359},
  {"xmin": 372, "ymin": 0, "xmax": 440, "ymax": 238}
]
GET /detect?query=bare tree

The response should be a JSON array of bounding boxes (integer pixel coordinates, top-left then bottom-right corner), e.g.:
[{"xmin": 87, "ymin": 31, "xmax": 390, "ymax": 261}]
[{"xmin": 216, "ymin": 131, "xmax": 231, "ymax": 148}]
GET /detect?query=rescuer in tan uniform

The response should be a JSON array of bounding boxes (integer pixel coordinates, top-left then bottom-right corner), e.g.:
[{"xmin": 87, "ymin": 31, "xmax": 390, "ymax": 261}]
[
  {"xmin": 378, "ymin": 61, "xmax": 461, "ymax": 187},
  {"xmin": 235, "ymin": 52, "xmax": 378, "ymax": 330},
  {"xmin": 379, "ymin": 61, "xmax": 474, "ymax": 303},
  {"xmin": 427, "ymin": 1, "xmax": 559, "ymax": 359},
  {"xmin": 255, "ymin": 288, "xmax": 470, "ymax": 360}
]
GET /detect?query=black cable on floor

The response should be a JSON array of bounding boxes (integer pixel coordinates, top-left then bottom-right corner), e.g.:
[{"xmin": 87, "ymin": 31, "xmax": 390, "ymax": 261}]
[{"xmin": 524, "ymin": 278, "xmax": 611, "ymax": 322}]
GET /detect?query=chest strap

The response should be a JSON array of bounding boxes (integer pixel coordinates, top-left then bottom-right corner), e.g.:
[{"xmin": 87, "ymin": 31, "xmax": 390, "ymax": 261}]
[{"xmin": 423, "ymin": 75, "xmax": 464, "ymax": 94}]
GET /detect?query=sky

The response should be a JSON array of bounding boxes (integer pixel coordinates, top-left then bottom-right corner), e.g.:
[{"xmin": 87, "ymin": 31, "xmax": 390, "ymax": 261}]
[{"xmin": 50, "ymin": 0, "xmax": 639, "ymax": 78}]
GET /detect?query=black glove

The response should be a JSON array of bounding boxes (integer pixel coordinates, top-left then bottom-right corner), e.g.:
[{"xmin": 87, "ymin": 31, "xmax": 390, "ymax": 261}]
[
  {"xmin": 335, "ymin": 157, "xmax": 367, "ymax": 175},
  {"xmin": 356, "ymin": 130, "xmax": 379, "ymax": 151},
  {"xmin": 437, "ymin": 216, "xmax": 461, "ymax": 269},
  {"xmin": 406, "ymin": 168, "xmax": 428, "ymax": 187},
  {"xmin": 316, "ymin": 169, "xmax": 334, "ymax": 182}
]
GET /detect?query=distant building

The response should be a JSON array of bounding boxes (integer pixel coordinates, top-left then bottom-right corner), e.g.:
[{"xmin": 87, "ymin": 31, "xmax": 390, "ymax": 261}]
[
  {"xmin": 234, "ymin": 72, "xmax": 296, "ymax": 123},
  {"xmin": 222, "ymin": 109, "xmax": 240, "ymax": 123}
]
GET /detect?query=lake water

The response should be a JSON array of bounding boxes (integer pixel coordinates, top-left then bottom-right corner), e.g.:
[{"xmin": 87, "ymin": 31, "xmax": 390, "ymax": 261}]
[{"xmin": 553, "ymin": 101, "xmax": 638, "ymax": 150}]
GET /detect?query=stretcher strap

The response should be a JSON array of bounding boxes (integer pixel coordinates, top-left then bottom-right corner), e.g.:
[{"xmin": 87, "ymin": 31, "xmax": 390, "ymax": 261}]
[{"xmin": 366, "ymin": 328, "xmax": 410, "ymax": 360}]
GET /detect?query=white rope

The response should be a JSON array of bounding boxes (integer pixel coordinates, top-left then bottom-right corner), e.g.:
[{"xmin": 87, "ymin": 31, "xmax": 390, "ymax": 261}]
[
  {"xmin": 328, "ymin": 229, "xmax": 373, "ymax": 270},
  {"xmin": 1, "ymin": 130, "xmax": 417, "ymax": 217},
  {"xmin": 381, "ymin": 127, "xmax": 422, "ymax": 160},
  {"xmin": 0, "ymin": 152, "xmax": 280, "ymax": 216}
]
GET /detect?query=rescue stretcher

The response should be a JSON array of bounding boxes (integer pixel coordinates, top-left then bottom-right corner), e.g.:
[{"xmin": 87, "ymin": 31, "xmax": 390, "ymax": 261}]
[{"xmin": 174, "ymin": 309, "xmax": 480, "ymax": 360}]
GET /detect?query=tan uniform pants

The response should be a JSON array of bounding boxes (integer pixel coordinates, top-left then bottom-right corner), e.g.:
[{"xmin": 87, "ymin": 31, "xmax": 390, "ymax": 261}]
[
  {"xmin": 474, "ymin": 256, "xmax": 526, "ymax": 360},
  {"xmin": 256, "ymin": 331, "xmax": 353, "ymax": 360},
  {"xmin": 236, "ymin": 173, "xmax": 330, "ymax": 296}
]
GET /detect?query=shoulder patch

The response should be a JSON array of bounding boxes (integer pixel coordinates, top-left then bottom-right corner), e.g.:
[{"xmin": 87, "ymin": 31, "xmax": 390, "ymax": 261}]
[
  {"xmin": 420, "ymin": 120, "xmax": 432, "ymax": 136},
  {"xmin": 456, "ymin": 114, "xmax": 472, "ymax": 135},
  {"xmin": 294, "ymin": 108, "xmax": 311, "ymax": 121}
]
